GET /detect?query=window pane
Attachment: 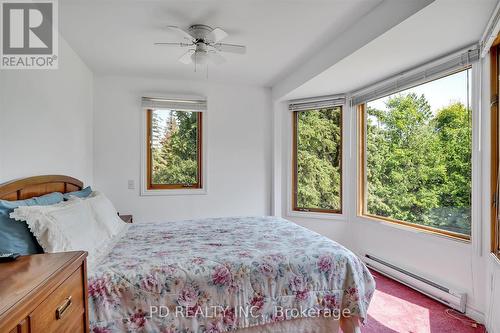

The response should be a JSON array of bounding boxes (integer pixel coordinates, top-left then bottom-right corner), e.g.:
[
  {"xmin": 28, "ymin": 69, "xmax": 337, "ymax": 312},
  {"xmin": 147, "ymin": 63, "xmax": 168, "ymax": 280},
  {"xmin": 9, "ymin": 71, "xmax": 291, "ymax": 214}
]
[
  {"xmin": 365, "ymin": 69, "xmax": 472, "ymax": 236},
  {"xmin": 150, "ymin": 109, "xmax": 200, "ymax": 186},
  {"xmin": 294, "ymin": 107, "xmax": 342, "ymax": 212}
]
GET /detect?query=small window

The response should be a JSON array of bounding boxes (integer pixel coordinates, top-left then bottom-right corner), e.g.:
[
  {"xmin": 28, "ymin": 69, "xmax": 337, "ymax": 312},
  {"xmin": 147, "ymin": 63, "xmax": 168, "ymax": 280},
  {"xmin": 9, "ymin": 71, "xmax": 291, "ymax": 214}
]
[
  {"xmin": 146, "ymin": 109, "xmax": 202, "ymax": 190},
  {"xmin": 292, "ymin": 107, "xmax": 342, "ymax": 213},
  {"xmin": 359, "ymin": 69, "xmax": 472, "ymax": 240}
]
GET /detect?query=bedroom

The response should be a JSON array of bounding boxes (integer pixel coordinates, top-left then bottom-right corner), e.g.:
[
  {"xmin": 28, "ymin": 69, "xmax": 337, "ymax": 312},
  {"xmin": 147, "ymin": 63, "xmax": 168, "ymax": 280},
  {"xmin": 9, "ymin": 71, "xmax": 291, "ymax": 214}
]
[{"xmin": 0, "ymin": 0, "xmax": 500, "ymax": 332}]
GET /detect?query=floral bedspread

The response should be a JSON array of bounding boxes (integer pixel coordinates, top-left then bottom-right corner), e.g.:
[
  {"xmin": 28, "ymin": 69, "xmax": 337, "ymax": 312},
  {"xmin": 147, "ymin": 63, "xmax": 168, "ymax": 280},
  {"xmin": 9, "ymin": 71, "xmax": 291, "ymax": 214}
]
[{"xmin": 88, "ymin": 217, "xmax": 375, "ymax": 333}]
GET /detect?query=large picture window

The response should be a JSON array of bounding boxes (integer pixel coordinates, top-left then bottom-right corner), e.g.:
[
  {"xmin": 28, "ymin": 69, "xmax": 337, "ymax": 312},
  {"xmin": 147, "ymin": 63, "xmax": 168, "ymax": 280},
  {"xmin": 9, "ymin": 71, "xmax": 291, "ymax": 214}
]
[
  {"xmin": 146, "ymin": 109, "xmax": 202, "ymax": 190},
  {"xmin": 359, "ymin": 69, "xmax": 472, "ymax": 240},
  {"xmin": 292, "ymin": 107, "xmax": 342, "ymax": 213}
]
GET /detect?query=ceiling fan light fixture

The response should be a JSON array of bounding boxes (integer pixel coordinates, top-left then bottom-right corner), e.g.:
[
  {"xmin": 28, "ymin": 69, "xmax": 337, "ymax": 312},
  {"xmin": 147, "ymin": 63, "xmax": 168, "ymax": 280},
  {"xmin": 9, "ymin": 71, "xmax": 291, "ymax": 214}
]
[{"xmin": 192, "ymin": 51, "xmax": 208, "ymax": 66}]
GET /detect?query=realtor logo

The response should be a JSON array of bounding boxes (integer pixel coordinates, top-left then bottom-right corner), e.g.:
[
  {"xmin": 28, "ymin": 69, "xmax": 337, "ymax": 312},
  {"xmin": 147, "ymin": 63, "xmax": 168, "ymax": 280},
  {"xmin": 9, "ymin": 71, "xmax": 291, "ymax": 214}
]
[{"xmin": 1, "ymin": 0, "xmax": 58, "ymax": 69}]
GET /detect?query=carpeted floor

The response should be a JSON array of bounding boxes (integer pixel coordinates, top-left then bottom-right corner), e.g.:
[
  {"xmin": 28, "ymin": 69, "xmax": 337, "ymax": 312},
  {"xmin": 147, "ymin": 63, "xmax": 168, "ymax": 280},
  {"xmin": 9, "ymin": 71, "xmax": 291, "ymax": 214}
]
[{"xmin": 363, "ymin": 270, "xmax": 486, "ymax": 333}]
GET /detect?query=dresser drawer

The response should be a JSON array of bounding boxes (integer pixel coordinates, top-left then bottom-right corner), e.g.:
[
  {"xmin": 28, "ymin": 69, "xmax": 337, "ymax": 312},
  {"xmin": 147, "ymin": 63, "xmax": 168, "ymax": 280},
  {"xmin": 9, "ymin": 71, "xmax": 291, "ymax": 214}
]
[{"xmin": 30, "ymin": 266, "xmax": 85, "ymax": 333}]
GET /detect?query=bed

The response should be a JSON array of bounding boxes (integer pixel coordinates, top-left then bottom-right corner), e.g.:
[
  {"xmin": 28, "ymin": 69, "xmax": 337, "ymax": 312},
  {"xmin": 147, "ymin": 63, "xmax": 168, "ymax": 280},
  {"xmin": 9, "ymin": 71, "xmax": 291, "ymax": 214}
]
[{"xmin": 0, "ymin": 176, "xmax": 375, "ymax": 333}]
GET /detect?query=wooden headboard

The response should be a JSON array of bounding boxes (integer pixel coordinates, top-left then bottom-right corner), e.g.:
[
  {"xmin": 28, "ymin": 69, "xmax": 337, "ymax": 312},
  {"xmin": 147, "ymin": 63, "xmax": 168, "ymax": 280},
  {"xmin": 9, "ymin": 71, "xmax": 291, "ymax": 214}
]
[{"xmin": 0, "ymin": 175, "xmax": 83, "ymax": 201}]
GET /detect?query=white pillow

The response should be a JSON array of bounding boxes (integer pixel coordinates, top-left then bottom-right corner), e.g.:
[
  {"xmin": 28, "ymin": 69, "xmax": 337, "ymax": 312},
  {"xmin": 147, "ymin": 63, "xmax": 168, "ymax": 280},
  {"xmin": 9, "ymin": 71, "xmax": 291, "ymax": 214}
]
[
  {"xmin": 10, "ymin": 199, "xmax": 111, "ymax": 266},
  {"xmin": 84, "ymin": 191, "xmax": 128, "ymax": 238}
]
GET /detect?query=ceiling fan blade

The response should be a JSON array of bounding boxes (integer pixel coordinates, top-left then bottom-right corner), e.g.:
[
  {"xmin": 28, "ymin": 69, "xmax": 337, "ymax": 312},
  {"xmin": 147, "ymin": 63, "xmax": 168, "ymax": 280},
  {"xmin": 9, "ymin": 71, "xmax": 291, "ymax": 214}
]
[
  {"xmin": 207, "ymin": 27, "xmax": 228, "ymax": 43},
  {"xmin": 154, "ymin": 42, "xmax": 192, "ymax": 47},
  {"xmin": 208, "ymin": 52, "xmax": 226, "ymax": 65},
  {"xmin": 178, "ymin": 50, "xmax": 195, "ymax": 64},
  {"xmin": 214, "ymin": 43, "xmax": 246, "ymax": 54},
  {"xmin": 167, "ymin": 26, "xmax": 195, "ymax": 41}
]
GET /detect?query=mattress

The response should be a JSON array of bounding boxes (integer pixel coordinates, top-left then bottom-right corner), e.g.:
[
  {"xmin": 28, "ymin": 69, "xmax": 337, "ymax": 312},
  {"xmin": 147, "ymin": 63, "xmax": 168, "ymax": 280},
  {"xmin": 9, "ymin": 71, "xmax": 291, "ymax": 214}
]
[{"xmin": 88, "ymin": 216, "xmax": 375, "ymax": 332}]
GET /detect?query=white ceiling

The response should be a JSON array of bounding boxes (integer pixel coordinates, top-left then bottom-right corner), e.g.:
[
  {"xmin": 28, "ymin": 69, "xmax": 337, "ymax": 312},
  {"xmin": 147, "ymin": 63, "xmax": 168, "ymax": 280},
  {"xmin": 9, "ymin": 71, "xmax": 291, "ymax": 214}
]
[
  {"xmin": 59, "ymin": 0, "xmax": 384, "ymax": 87},
  {"xmin": 285, "ymin": 0, "xmax": 497, "ymax": 100}
]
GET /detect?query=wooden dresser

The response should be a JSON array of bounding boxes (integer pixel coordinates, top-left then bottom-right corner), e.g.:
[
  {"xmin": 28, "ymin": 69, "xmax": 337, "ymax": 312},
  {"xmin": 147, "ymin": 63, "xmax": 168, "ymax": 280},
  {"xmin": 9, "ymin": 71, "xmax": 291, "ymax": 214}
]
[{"xmin": 0, "ymin": 251, "xmax": 89, "ymax": 333}]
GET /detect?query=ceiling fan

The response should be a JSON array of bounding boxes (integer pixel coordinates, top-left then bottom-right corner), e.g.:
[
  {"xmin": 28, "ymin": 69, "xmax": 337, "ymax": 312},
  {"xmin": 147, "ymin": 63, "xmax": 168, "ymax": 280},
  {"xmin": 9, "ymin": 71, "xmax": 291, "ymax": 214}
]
[{"xmin": 154, "ymin": 25, "xmax": 246, "ymax": 68}]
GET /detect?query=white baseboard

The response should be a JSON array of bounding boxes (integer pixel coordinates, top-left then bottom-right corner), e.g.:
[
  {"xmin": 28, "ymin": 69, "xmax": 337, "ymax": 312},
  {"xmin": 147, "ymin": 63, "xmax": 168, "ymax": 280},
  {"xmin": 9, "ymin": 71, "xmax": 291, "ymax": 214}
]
[{"xmin": 465, "ymin": 307, "xmax": 485, "ymax": 325}]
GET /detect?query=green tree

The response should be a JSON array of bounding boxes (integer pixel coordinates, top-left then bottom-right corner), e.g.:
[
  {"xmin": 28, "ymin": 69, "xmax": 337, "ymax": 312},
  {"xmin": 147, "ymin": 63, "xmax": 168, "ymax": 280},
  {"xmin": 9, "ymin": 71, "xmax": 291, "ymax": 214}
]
[
  {"xmin": 296, "ymin": 108, "xmax": 341, "ymax": 210},
  {"xmin": 430, "ymin": 103, "xmax": 472, "ymax": 233},
  {"xmin": 151, "ymin": 111, "xmax": 199, "ymax": 185},
  {"xmin": 366, "ymin": 94, "xmax": 471, "ymax": 235},
  {"xmin": 151, "ymin": 111, "xmax": 167, "ymax": 176}
]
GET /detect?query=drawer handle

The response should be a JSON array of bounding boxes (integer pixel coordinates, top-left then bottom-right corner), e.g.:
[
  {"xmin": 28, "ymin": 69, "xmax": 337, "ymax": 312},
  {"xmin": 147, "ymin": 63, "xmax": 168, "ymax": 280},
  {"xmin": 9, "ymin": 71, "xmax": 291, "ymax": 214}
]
[{"xmin": 55, "ymin": 296, "xmax": 72, "ymax": 320}]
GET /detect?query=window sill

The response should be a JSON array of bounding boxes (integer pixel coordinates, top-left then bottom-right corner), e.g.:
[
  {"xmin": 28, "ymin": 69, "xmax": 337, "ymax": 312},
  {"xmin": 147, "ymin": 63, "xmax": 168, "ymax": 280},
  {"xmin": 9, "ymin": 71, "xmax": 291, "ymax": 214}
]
[
  {"xmin": 356, "ymin": 214, "xmax": 471, "ymax": 243},
  {"xmin": 287, "ymin": 210, "xmax": 346, "ymax": 221},
  {"xmin": 140, "ymin": 188, "xmax": 207, "ymax": 196}
]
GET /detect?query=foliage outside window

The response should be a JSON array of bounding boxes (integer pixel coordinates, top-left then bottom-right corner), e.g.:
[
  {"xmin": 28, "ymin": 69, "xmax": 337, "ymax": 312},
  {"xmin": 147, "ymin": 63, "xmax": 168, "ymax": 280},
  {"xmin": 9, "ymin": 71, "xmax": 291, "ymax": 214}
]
[
  {"xmin": 360, "ymin": 69, "xmax": 472, "ymax": 239},
  {"xmin": 293, "ymin": 107, "xmax": 342, "ymax": 213},
  {"xmin": 147, "ymin": 109, "xmax": 202, "ymax": 189}
]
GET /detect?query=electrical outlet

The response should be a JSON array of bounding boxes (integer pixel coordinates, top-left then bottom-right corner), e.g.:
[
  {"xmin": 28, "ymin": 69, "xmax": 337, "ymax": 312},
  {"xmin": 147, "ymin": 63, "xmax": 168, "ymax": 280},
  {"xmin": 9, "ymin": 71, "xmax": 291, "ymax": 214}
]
[{"xmin": 127, "ymin": 180, "xmax": 135, "ymax": 190}]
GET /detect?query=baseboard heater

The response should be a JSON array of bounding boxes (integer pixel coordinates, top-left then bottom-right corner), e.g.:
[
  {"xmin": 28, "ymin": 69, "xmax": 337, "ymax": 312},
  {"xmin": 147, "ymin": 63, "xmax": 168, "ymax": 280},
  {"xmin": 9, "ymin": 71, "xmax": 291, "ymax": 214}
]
[{"xmin": 363, "ymin": 254, "xmax": 467, "ymax": 313}]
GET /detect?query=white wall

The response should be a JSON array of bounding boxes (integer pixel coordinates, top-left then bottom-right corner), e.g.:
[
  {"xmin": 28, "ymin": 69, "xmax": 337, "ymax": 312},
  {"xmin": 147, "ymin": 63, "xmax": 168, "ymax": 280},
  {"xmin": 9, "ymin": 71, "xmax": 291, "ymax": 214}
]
[
  {"xmin": 93, "ymin": 76, "xmax": 272, "ymax": 222},
  {"xmin": 0, "ymin": 37, "xmax": 94, "ymax": 185}
]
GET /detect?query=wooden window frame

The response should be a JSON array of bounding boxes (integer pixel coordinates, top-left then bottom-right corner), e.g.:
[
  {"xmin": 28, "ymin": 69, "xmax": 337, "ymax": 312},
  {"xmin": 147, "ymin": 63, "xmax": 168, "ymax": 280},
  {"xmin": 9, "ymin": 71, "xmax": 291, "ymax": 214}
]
[
  {"xmin": 146, "ymin": 109, "xmax": 203, "ymax": 190},
  {"xmin": 292, "ymin": 107, "xmax": 343, "ymax": 214},
  {"xmin": 491, "ymin": 37, "xmax": 500, "ymax": 256},
  {"xmin": 357, "ymin": 71, "xmax": 473, "ymax": 241}
]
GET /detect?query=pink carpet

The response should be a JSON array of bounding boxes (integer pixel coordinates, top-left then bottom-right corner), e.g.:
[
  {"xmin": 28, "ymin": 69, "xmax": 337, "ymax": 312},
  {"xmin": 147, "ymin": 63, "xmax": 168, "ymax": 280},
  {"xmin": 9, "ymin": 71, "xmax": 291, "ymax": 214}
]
[{"xmin": 362, "ymin": 270, "xmax": 486, "ymax": 333}]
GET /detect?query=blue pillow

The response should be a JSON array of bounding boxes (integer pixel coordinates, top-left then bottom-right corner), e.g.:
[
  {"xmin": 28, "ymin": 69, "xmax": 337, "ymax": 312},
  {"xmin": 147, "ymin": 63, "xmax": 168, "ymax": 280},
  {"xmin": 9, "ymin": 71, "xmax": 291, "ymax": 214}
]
[
  {"xmin": 63, "ymin": 186, "xmax": 92, "ymax": 200},
  {"xmin": 0, "ymin": 192, "xmax": 64, "ymax": 255}
]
